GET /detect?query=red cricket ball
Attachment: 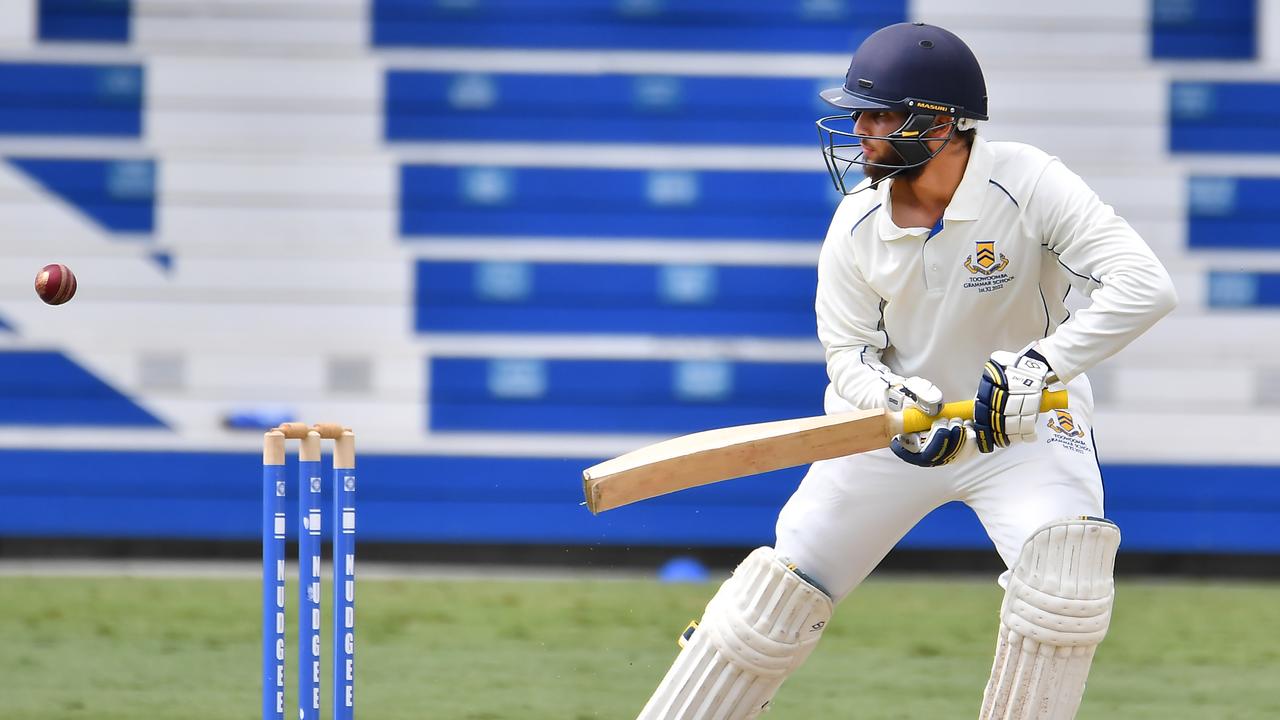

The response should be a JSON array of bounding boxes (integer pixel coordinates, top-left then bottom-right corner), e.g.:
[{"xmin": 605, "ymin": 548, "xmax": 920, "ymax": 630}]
[{"xmin": 35, "ymin": 263, "xmax": 77, "ymax": 305}]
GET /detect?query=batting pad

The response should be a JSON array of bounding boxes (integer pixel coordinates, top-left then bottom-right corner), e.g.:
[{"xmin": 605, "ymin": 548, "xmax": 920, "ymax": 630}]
[
  {"xmin": 636, "ymin": 546, "xmax": 832, "ymax": 720},
  {"xmin": 980, "ymin": 517, "xmax": 1121, "ymax": 720}
]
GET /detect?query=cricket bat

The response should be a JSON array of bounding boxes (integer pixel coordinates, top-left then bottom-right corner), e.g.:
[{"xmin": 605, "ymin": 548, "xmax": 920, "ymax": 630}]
[{"xmin": 582, "ymin": 390, "xmax": 1068, "ymax": 513}]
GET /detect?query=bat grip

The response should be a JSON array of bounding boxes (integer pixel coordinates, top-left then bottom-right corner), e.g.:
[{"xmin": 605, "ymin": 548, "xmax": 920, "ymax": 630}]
[{"xmin": 899, "ymin": 389, "xmax": 1069, "ymax": 434}]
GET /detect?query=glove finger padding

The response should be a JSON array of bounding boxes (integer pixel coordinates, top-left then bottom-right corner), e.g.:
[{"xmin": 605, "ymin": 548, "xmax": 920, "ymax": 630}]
[
  {"xmin": 885, "ymin": 376, "xmax": 943, "ymax": 415},
  {"xmin": 891, "ymin": 418, "xmax": 973, "ymax": 468},
  {"xmin": 974, "ymin": 349, "xmax": 1052, "ymax": 452}
]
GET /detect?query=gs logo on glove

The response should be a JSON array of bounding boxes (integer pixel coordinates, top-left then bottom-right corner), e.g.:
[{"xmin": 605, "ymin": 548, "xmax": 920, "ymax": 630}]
[{"xmin": 974, "ymin": 348, "xmax": 1053, "ymax": 452}]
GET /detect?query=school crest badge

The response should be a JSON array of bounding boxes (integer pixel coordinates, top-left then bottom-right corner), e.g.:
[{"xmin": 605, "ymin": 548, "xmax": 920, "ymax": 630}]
[
  {"xmin": 1045, "ymin": 409, "xmax": 1090, "ymax": 454},
  {"xmin": 962, "ymin": 241, "xmax": 1014, "ymax": 294},
  {"xmin": 1046, "ymin": 409, "xmax": 1084, "ymax": 438},
  {"xmin": 964, "ymin": 241, "xmax": 1009, "ymax": 275}
]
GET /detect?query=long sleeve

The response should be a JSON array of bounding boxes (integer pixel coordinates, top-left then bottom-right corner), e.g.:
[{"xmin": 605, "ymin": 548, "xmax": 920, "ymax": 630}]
[
  {"xmin": 1029, "ymin": 159, "xmax": 1178, "ymax": 381},
  {"xmin": 815, "ymin": 209, "xmax": 903, "ymax": 410}
]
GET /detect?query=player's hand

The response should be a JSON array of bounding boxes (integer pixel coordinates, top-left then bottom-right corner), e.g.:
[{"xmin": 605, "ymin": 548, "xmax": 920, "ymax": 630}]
[
  {"xmin": 973, "ymin": 348, "xmax": 1053, "ymax": 452},
  {"xmin": 891, "ymin": 418, "xmax": 975, "ymax": 467},
  {"xmin": 885, "ymin": 376, "xmax": 943, "ymax": 416}
]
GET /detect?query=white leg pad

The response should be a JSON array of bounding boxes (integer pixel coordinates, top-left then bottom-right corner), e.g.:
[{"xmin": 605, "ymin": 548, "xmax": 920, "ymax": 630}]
[
  {"xmin": 637, "ymin": 547, "xmax": 833, "ymax": 720},
  {"xmin": 980, "ymin": 517, "xmax": 1121, "ymax": 720}
]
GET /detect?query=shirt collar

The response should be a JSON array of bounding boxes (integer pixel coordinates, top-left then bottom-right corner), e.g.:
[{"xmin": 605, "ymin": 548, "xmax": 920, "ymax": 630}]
[
  {"xmin": 873, "ymin": 135, "xmax": 994, "ymax": 241},
  {"xmin": 944, "ymin": 134, "xmax": 993, "ymax": 222}
]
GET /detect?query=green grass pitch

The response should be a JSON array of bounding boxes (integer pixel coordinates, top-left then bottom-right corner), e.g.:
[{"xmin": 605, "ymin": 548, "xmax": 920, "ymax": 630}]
[{"xmin": 3, "ymin": 571, "xmax": 1279, "ymax": 718}]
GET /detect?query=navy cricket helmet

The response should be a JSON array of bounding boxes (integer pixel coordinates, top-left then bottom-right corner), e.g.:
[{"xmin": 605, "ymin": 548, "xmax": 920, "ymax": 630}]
[{"xmin": 817, "ymin": 23, "xmax": 988, "ymax": 194}]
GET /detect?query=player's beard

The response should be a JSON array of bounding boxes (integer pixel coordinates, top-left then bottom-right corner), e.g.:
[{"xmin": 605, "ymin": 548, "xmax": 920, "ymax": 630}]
[
  {"xmin": 860, "ymin": 139, "xmax": 925, "ymax": 185},
  {"xmin": 863, "ymin": 156, "xmax": 925, "ymax": 184}
]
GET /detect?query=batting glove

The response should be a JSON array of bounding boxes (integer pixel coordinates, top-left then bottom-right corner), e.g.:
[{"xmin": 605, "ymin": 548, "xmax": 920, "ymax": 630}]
[
  {"xmin": 973, "ymin": 347, "xmax": 1053, "ymax": 452},
  {"xmin": 885, "ymin": 376, "xmax": 943, "ymax": 416},
  {"xmin": 891, "ymin": 417, "xmax": 976, "ymax": 468}
]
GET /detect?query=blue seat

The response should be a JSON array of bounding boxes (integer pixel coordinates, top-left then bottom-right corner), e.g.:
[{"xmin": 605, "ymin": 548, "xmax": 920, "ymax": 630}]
[
  {"xmin": 0, "ymin": 63, "xmax": 143, "ymax": 137},
  {"xmin": 416, "ymin": 260, "xmax": 817, "ymax": 337},
  {"xmin": 1187, "ymin": 176, "xmax": 1279, "ymax": 250},
  {"xmin": 1102, "ymin": 464, "xmax": 1280, "ymax": 553},
  {"xmin": 1206, "ymin": 271, "xmax": 1280, "ymax": 308},
  {"xmin": 8, "ymin": 157, "xmax": 156, "ymax": 233},
  {"xmin": 373, "ymin": 0, "xmax": 903, "ymax": 52},
  {"xmin": 1151, "ymin": 0, "xmax": 1256, "ymax": 59},
  {"xmin": 1, "ymin": 448, "xmax": 1276, "ymax": 552},
  {"xmin": 39, "ymin": 0, "xmax": 131, "ymax": 43},
  {"xmin": 0, "ymin": 351, "xmax": 164, "ymax": 427},
  {"xmin": 1171, "ymin": 83, "xmax": 1280, "ymax": 154},
  {"xmin": 401, "ymin": 165, "xmax": 838, "ymax": 240},
  {"xmin": 429, "ymin": 357, "xmax": 828, "ymax": 433},
  {"xmin": 387, "ymin": 71, "xmax": 835, "ymax": 144},
  {"xmin": 0, "ymin": 447, "xmax": 792, "ymax": 546}
]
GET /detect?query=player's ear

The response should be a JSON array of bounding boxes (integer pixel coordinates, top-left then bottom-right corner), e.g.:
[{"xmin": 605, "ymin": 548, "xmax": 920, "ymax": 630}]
[{"xmin": 931, "ymin": 115, "xmax": 956, "ymax": 136}]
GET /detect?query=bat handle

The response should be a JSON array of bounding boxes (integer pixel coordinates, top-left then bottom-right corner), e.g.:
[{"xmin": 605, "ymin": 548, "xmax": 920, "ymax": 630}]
[{"xmin": 899, "ymin": 389, "xmax": 1069, "ymax": 435}]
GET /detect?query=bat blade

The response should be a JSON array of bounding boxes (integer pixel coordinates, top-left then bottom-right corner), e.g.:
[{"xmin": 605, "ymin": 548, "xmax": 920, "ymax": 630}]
[
  {"xmin": 581, "ymin": 390, "xmax": 1069, "ymax": 513},
  {"xmin": 582, "ymin": 408, "xmax": 890, "ymax": 513}
]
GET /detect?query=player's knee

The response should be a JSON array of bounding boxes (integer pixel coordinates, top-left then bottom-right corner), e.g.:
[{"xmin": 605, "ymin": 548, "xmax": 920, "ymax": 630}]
[
  {"xmin": 638, "ymin": 547, "xmax": 832, "ymax": 719},
  {"xmin": 980, "ymin": 518, "xmax": 1121, "ymax": 719},
  {"xmin": 1003, "ymin": 516, "xmax": 1120, "ymax": 646},
  {"xmin": 691, "ymin": 547, "xmax": 832, "ymax": 669}
]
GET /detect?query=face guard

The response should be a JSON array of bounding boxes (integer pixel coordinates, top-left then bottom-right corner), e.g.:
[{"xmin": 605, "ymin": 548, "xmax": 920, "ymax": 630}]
[{"xmin": 816, "ymin": 110, "xmax": 965, "ymax": 195}]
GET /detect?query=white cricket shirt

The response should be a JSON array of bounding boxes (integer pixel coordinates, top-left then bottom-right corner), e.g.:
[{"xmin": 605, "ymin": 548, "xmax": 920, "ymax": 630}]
[{"xmin": 816, "ymin": 136, "xmax": 1177, "ymax": 410}]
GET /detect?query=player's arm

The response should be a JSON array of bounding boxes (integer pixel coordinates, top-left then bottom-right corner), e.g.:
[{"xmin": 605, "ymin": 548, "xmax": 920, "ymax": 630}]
[
  {"xmin": 974, "ymin": 159, "xmax": 1177, "ymax": 450},
  {"xmin": 816, "ymin": 211, "xmax": 907, "ymax": 410},
  {"xmin": 817, "ymin": 210, "xmax": 969, "ymax": 467},
  {"xmin": 1025, "ymin": 158, "xmax": 1177, "ymax": 381}
]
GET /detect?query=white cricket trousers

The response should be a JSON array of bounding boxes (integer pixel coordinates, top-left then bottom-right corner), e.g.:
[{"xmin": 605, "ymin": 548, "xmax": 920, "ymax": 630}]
[{"xmin": 775, "ymin": 376, "xmax": 1104, "ymax": 601}]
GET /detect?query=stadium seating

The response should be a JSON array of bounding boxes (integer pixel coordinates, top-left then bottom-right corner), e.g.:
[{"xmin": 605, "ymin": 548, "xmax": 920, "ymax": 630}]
[
  {"xmin": 1151, "ymin": 0, "xmax": 1257, "ymax": 59},
  {"xmin": 1207, "ymin": 271, "xmax": 1280, "ymax": 308},
  {"xmin": 401, "ymin": 165, "xmax": 837, "ymax": 240},
  {"xmin": 1, "ymin": 0, "xmax": 1278, "ymax": 554},
  {"xmin": 1187, "ymin": 175, "xmax": 1280, "ymax": 250},
  {"xmin": 8, "ymin": 158, "xmax": 155, "ymax": 233},
  {"xmin": 1171, "ymin": 81, "xmax": 1280, "ymax": 154},
  {"xmin": 429, "ymin": 357, "xmax": 827, "ymax": 433},
  {"xmin": 416, "ymin": 260, "xmax": 817, "ymax": 336},
  {"xmin": 372, "ymin": 0, "xmax": 904, "ymax": 53},
  {"xmin": 387, "ymin": 71, "xmax": 833, "ymax": 145},
  {"xmin": 2, "ymin": 448, "xmax": 1278, "ymax": 552},
  {"xmin": 0, "ymin": 62, "xmax": 143, "ymax": 136},
  {"xmin": 38, "ymin": 0, "xmax": 130, "ymax": 43},
  {"xmin": 0, "ymin": 350, "xmax": 162, "ymax": 426}
]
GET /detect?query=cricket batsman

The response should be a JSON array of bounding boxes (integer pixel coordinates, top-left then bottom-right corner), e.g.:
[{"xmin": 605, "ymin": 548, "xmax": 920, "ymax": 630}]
[{"xmin": 636, "ymin": 22, "xmax": 1177, "ymax": 719}]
